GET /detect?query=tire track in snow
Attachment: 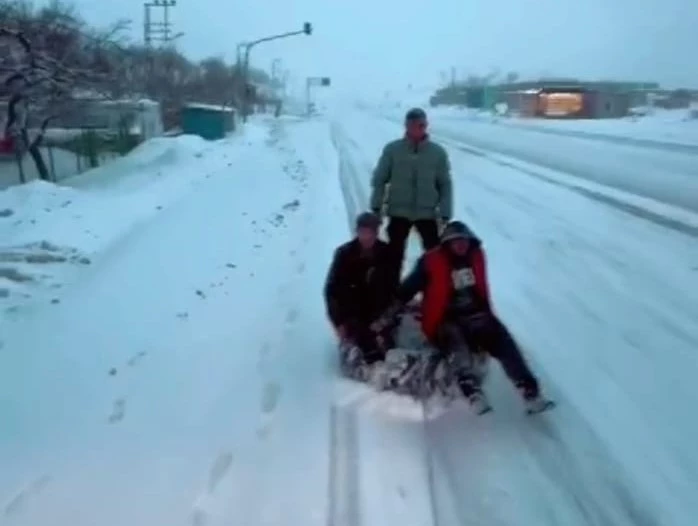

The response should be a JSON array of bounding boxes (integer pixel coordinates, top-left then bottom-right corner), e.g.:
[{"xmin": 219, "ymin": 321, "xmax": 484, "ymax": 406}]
[
  {"xmin": 328, "ymin": 121, "xmax": 447, "ymax": 526},
  {"xmin": 326, "ymin": 402, "xmax": 362, "ymax": 526}
]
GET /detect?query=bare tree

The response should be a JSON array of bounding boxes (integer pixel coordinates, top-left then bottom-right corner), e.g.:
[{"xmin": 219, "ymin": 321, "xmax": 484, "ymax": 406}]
[
  {"xmin": 1, "ymin": 0, "xmax": 129, "ymax": 181},
  {"xmin": 1, "ymin": 0, "xmax": 275, "ymax": 184}
]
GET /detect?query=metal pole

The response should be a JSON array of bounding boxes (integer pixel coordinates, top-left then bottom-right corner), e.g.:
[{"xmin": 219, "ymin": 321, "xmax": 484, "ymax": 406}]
[
  {"xmin": 144, "ymin": 4, "xmax": 150, "ymax": 46},
  {"xmin": 306, "ymin": 78, "xmax": 311, "ymax": 116},
  {"xmin": 163, "ymin": 1, "xmax": 170, "ymax": 42},
  {"xmin": 239, "ymin": 25, "xmax": 312, "ymax": 123},
  {"xmin": 242, "ymin": 45, "xmax": 251, "ymax": 123}
]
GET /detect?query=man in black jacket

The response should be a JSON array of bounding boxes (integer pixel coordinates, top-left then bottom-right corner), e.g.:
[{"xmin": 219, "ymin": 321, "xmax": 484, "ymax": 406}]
[{"xmin": 324, "ymin": 212, "xmax": 395, "ymax": 369}]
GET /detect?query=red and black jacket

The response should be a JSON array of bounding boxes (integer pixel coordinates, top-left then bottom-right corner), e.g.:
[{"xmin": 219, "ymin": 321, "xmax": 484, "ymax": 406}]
[{"xmin": 395, "ymin": 241, "xmax": 492, "ymax": 341}]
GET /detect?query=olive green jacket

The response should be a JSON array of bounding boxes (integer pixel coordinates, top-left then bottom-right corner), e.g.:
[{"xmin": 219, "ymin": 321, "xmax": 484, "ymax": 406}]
[{"xmin": 369, "ymin": 136, "xmax": 453, "ymax": 221}]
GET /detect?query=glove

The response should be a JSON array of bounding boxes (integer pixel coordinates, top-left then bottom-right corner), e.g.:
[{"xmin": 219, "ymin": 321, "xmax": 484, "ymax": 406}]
[{"xmin": 370, "ymin": 302, "xmax": 402, "ymax": 333}]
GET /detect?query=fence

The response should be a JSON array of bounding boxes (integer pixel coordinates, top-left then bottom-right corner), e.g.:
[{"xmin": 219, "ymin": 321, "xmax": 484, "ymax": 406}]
[{"xmin": 0, "ymin": 129, "xmax": 141, "ymax": 190}]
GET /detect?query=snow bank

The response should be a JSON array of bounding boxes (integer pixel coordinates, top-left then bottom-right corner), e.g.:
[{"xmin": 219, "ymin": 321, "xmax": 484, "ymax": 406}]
[
  {"xmin": 0, "ymin": 117, "xmax": 347, "ymax": 526},
  {"xmin": 0, "ymin": 130, "xmax": 262, "ymax": 311}
]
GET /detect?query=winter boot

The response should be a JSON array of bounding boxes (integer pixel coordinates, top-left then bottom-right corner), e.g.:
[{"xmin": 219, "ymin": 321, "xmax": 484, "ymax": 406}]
[
  {"xmin": 341, "ymin": 344, "xmax": 368, "ymax": 381},
  {"xmin": 517, "ymin": 382, "xmax": 555, "ymax": 415},
  {"xmin": 458, "ymin": 375, "xmax": 492, "ymax": 415}
]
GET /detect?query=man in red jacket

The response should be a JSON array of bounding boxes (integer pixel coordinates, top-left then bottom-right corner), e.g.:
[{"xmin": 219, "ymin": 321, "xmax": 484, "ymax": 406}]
[{"xmin": 375, "ymin": 220, "xmax": 553, "ymax": 415}]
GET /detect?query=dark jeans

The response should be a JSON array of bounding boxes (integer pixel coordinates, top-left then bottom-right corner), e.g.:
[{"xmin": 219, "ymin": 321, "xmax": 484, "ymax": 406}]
[
  {"xmin": 434, "ymin": 313, "xmax": 539, "ymax": 395},
  {"xmin": 386, "ymin": 217, "xmax": 440, "ymax": 287}
]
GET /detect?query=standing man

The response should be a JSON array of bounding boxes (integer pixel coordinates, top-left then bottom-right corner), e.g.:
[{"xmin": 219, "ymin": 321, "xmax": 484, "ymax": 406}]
[{"xmin": 370, "ymin": 107, "xmax": 453, "ymax": 288}]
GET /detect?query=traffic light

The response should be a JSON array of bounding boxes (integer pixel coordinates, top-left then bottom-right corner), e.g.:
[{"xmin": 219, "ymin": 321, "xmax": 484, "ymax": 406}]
[{"xmin": 303, "ymin": 22, "xmax": 312, "ymax": 35}]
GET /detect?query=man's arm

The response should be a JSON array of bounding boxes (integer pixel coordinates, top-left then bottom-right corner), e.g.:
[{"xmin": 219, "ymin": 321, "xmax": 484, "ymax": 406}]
[
  {"xmin": 470, "ymin": 247, "xmax": 492, "ymax": 311},
  {"xmin": 435, "ymin": 145, "xmax": 453, "ymax": 220},
  {"xmin": 324, "ymin": 247, "xmax": 346, "ymax": 326},
  {"xmin": 369, "ymin": 143, "xmax": 393, "ymax": 213}
]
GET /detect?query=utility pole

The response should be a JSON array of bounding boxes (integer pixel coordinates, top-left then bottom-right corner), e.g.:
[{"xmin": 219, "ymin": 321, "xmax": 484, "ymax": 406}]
[
  {"xmin": 144, "ymin": 0, "xmax": 178, "ymax": 47},
  {"xmin": 271, "ymin": 59, "xmax": 282, "ymax": 83},
  {"xmin": 240, "ymin": 22, "xmax": 313, "ymax": 123},
  {"xmin": 143, "ymin": 1, "xmax": 181, "ymax": 107}
]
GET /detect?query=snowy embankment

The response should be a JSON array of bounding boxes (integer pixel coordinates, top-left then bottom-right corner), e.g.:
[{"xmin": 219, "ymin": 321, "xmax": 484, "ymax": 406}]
[
  {"xmin": 336, "ymin": 112, "xmax": 698, "ymax": 525},
  {"xmin": 0, "ymin": 128, "xmax": 261, "ymax": 311},
  {"xmin": 1, "ymin": 116, "xmax": 349, "ymax": 525}
]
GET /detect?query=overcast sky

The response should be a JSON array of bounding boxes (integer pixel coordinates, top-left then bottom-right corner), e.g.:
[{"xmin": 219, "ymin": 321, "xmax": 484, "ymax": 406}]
[{"xmin": 68, "ymin": 0, "xmax": 697, "ymax": 96}]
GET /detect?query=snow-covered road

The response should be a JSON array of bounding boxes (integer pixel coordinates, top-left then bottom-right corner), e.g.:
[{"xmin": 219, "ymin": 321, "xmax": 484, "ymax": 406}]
[
  {"xmin": 2, "ymin": 111, "xmax": 698, "ymax": 526},
  {"xmin": 382, "ymin": 111, "xmax": 698, "ymax": 213},
  {"xmin": 334, "ymin": 111, "xmax": 698, "ymax": 525}
]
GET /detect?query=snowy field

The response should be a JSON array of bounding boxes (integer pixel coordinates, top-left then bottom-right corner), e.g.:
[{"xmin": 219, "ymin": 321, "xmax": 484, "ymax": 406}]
[{"xmin": 2, "ymin": 110, "xmax": 698, "ymax": 526}]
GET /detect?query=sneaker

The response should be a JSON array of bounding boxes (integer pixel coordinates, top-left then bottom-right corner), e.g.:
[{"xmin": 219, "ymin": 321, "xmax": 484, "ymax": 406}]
[
  {"xmin": 457, "ymin": 375, "xmax": 491, "ymax": 414},
  {"xmin": 523, "ymin": 394, "xmax": 555, "ymax": 415},
  {"xmin": 468, "ymin": 391, "xmax": 493, "ymax": 415},
  {"xmin": 518, "ymin": 383, "xmax": 555, "ymax": 414}
]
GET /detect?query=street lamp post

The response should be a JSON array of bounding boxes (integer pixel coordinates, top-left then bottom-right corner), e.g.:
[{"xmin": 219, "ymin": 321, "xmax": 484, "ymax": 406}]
[{"xmin": 240, "ymin": 22, "xmax": 312, "ymax": 122}]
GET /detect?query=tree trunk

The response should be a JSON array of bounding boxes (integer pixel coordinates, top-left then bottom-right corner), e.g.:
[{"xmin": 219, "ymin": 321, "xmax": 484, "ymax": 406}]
[
  {"xmin": 14, "ymin": 148, "xmax": 26, "ymax": 184},
  {"xmin": 28, "ymin": 143, "xmax": 50, "ymax": 181},
  {"xmin": 22, "ymin": 127, "xmax": 51, "ymax": 182}
]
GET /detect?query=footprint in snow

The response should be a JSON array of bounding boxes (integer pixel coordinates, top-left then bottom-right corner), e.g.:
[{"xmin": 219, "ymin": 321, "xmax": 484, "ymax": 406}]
[
  {"xmin": 282, "ymin": 199, "xmax": 300, "ymax": 212},
  {"xmin": 127, "ymin": 350, "xmax": 147, "ymax": 367},
  {"xmin": 261, "ymin": 382, "xmax": 281, "ymax": 414},
  {"xmin": 285, "ymin": 308, "xmax": 299, "ymax": 324},
  {"xmin": 296, "ymin": 262, "xmax": 306, "ymax": 275},
  {"xmin": 108, "ymin": 398, "xmax": 126, "ymax": 423},
  {"xmin": 207, "ymin": 451, "xmax": 234, "ymax": 493},
  {"xmin": 3, "ymin": 475, "xmax": 51, "ymax": 517}
]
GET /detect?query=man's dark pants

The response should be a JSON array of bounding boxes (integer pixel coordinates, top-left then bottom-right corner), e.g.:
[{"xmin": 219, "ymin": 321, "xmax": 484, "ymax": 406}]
[{"xmin": 386, "ymin": 217, "xmax": 440, "ymax": 287}]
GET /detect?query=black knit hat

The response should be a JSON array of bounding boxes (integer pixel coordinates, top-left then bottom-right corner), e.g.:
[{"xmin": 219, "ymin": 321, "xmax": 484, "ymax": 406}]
[
  {"xmin": 405, "ymin": 107, "xmax": 427, "ymax": 121},
  {"xmin": 355, "ymin": 211, "xmax": 381, "ymax": 230},
  {"xmin": 440, "ymin": 220, "xmax": 474, "ymax": 243}
]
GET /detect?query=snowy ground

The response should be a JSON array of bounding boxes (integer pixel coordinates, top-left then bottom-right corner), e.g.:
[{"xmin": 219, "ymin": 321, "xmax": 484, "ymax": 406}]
[
  {"xmin": 0, "ymin": 117, "xmax": 347, "ymax": 525},
  {"xmin": 2, "ymin": 109, "xmax": 698, "ymax": 526},
  {"xmin": 0, "ymin": 132, "xmax": 261, "ymax": 310}
]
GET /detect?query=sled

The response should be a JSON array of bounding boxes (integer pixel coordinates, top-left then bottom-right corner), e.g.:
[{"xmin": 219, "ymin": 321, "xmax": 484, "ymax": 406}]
[{"xmin": 338, "ymin": 300, "xmax": 491, "ymax": 400}]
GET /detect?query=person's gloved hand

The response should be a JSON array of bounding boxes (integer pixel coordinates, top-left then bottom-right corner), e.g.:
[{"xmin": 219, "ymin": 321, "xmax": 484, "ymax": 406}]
[{"xmin": 370, "ymin": 316, "xmax": 390, "ymax": 334}]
